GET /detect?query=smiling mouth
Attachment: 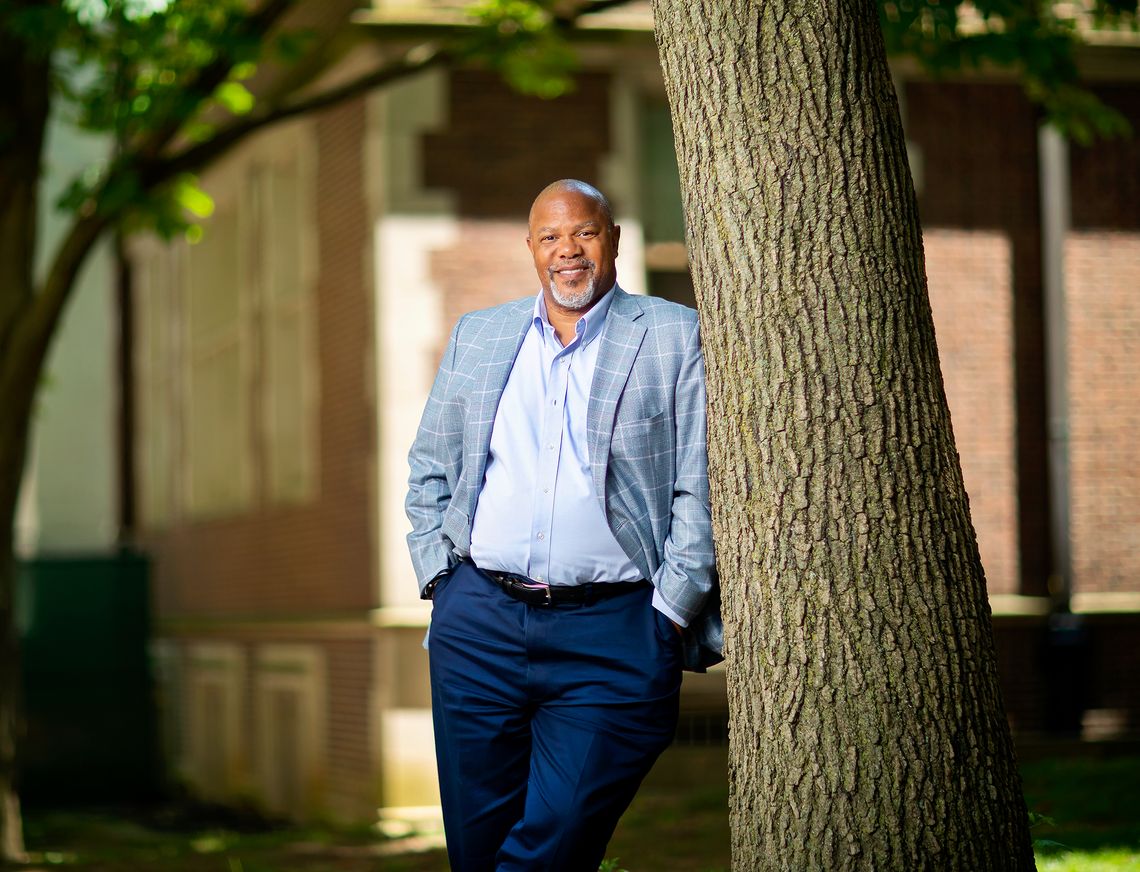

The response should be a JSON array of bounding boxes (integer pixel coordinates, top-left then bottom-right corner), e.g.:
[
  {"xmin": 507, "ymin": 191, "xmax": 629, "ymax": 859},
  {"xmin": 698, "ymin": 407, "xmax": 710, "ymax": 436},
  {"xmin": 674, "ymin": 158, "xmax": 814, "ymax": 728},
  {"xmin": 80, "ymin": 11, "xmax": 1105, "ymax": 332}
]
[{"xmin": 551, "ymin": 261, "xmax": 593, "ymax": 281}]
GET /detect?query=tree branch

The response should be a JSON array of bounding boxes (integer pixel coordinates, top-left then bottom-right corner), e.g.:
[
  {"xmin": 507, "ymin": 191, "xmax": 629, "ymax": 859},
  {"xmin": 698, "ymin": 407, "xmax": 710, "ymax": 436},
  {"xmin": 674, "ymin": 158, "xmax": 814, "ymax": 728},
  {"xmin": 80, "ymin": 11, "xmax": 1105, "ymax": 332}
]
[
  {"xmin": 9, "ymin": 39, "xmax": 449, "ymax": 393},
  {"xmin": 15, "ymin": 0, "xmax": 620, "ymax": 383},
  {"xmin": 578, "ymin": 0, "xmax": 638, "ymax": 15},
  {"xmin": 552, "ymin": 0, "xmax": 638, "ymax": 28},
  {"xmin": 2, "ymin": 212, "xmax": 110, "ymax": 418},
  {"xmin": 131, "ymin": 0, "xmax": 299, "ymax": 162},
  {"xmin": 141, "ymin": 42, "xmax": 451, "ymax": 189}
]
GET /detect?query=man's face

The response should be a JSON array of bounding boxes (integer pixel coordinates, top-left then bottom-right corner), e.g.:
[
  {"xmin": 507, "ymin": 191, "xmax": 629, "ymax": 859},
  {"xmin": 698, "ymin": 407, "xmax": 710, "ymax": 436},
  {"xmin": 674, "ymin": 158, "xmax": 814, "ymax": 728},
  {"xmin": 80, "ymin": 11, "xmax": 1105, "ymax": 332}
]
[{"xmin": 527, "ymin": 189, "xmax": 620, "ymax": 312}]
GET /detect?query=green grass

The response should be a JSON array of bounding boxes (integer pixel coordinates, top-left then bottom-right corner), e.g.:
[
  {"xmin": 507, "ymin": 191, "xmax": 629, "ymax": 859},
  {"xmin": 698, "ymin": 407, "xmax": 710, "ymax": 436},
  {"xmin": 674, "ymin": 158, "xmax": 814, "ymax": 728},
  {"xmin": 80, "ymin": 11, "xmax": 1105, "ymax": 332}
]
[
  {"xmin": 1023, "ymin": 755, "xmax": 1140, "ymax": 871},
  {"xmin": 1037, "ymin": 851, "xmax": 1140, "ymax": 871},
  {"xmin": 15, "ymin": 751, "xmax": 1140, "ymax": 870},
  {"xmin": 19, "ymin": 804, "xmax": 448, "ymax": 871}
]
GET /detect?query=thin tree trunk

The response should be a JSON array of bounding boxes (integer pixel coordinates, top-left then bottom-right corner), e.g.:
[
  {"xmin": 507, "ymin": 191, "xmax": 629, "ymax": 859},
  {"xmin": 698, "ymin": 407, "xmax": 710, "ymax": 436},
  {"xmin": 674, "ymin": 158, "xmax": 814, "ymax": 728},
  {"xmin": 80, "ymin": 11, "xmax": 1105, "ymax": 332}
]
[
  {"xmin": 0, "ymin": 13, "xmax": 50, "ymax": 859},
  {"xmin": 652, "ymin": 1, "xmax": 1034, "ymax": 869},
  {"xmin": 0, "ymin": 394, "xmax": 30, "ymax": 861},
  {"xmin": 0, "ymin": 524, "xmax": 24, "ymax": 863}
]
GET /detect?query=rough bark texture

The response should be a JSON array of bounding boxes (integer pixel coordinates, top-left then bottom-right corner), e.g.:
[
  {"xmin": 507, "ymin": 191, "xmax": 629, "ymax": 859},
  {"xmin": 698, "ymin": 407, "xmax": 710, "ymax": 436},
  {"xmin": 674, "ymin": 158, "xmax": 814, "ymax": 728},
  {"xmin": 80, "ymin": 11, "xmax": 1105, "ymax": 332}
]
[{"xmin": 651, "ymin": 1, "xmax": 1035, "ymax": 869}]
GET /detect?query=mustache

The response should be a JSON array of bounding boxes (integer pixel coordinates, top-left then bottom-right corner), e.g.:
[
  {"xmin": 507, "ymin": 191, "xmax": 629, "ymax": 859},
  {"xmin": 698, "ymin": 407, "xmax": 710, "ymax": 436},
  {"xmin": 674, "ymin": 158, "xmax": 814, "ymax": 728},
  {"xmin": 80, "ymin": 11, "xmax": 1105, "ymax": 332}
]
[{"xmin": 548, "ymin": 259, "xmax": 595, "ymax": 276}]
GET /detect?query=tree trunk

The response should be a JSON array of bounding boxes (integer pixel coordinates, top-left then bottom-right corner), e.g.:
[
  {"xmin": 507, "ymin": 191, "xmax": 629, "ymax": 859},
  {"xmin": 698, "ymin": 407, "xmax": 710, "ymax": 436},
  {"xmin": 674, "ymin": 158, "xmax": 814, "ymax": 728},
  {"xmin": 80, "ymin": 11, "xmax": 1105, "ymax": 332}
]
[
  {"xmin": 0, "ymin": 15, "xmax": 50, "ymax": 862},
  {"xmin": 652, "ymin": 1, "xmax": 1034, "ymax": 869},
  {"xmin": 0, "ymin": 523, "xmax": 25, "ymax": 864}
]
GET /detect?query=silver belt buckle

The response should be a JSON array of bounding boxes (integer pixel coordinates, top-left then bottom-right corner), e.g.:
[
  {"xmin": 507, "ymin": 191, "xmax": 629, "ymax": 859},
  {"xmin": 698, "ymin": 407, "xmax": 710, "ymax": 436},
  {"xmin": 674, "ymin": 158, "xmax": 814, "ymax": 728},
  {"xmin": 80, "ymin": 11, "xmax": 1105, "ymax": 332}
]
[{"xmin": 519, "ymin": 578, "xmax": 552, "ymax": 605}]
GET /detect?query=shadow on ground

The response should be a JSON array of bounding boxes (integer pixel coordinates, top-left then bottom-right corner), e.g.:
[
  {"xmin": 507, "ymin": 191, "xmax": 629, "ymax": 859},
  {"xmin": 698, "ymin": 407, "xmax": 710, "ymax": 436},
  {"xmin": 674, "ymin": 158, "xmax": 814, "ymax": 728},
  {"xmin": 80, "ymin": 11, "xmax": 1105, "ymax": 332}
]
[{"xmin": 14, "ymin": 746, "xmax": 1140, "ymax": 871}]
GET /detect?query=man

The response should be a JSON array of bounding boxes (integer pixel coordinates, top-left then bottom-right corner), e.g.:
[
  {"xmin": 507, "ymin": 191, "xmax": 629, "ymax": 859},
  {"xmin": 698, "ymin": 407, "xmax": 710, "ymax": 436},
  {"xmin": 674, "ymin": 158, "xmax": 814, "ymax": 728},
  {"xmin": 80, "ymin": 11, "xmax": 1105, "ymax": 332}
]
[{"xmin": 406, "ymin": 179, "xmax": 721, "ymax": 871}]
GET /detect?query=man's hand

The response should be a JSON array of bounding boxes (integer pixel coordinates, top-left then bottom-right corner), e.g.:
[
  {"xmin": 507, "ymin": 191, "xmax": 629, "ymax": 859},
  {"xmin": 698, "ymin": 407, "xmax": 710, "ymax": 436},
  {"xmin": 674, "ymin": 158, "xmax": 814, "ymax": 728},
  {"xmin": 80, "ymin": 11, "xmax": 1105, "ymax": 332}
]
[{"xmin": 671, "ymin": 620, "xmax": 684, "ymax": 638}]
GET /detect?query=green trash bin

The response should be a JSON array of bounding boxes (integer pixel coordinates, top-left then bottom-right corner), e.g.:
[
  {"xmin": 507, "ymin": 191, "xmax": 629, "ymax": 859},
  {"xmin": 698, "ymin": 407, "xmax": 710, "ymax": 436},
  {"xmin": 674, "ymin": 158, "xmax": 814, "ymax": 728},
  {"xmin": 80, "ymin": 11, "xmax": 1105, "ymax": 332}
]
[{"xmin": 18, "ymin": 549, "xmax": 161, "ymax": 803}]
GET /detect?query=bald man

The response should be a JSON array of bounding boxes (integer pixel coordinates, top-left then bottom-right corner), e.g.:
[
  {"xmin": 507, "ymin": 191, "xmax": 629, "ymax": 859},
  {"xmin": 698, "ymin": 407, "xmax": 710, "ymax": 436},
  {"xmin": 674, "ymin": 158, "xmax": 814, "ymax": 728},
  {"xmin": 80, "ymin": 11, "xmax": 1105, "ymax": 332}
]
[{"xmin": 407, "ymin": 180, "xmax": 721, "ymax": 871}]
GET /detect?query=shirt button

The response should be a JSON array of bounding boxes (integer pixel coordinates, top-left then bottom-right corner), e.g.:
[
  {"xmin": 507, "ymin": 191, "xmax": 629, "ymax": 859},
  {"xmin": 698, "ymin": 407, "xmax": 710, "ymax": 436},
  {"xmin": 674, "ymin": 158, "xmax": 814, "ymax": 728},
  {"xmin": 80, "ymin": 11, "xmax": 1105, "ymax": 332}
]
[
  {"xmin": 547, "ymin": 444, "xmax": 554, "ymax": 450},
  {"xmin": 543, "ymin": 487, "xmax": 550, "ymax": 494},
  {"xmin": 537, "ymin": 532, "xmax": 545, "ymax": 540}
]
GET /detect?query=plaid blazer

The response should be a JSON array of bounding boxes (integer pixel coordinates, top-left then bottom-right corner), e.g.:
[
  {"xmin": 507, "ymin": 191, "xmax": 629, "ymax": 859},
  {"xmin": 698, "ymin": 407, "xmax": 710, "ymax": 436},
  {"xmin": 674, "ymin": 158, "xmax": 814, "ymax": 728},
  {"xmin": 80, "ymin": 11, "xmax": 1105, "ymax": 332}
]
[{"xmin": 406, "ymin": 287, "xmax": 722, "ymax": 670}]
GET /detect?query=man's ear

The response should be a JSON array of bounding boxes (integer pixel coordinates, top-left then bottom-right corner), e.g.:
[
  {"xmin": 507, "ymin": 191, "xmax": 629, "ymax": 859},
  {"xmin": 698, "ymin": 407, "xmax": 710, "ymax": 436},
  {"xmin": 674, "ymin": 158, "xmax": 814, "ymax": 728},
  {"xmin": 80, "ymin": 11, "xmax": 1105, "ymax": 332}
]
[
  {"xmin": 526, "ymin": 235, "xmax": 534, "ymax": 255},
  {"xmin": 613, "ymin": 224, "xmax": 621, "ymax": 257}
]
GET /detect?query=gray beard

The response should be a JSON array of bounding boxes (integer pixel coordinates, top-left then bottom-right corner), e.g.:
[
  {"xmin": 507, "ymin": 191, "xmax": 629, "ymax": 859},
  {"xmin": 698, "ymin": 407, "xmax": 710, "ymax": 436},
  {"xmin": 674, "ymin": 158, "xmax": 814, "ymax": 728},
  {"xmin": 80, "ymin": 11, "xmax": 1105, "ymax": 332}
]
[{"xmin": 549, "ymin": 267, "xmax": 597, "ymax": 310}]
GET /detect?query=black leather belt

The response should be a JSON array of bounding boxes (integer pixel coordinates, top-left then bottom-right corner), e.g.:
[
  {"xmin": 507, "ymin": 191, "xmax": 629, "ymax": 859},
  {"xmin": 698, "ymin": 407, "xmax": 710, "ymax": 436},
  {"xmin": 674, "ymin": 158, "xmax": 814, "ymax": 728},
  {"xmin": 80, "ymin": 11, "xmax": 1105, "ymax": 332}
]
[{"xmin": 483, "ymin": 569, "xmax": 648, "ymax": 607}]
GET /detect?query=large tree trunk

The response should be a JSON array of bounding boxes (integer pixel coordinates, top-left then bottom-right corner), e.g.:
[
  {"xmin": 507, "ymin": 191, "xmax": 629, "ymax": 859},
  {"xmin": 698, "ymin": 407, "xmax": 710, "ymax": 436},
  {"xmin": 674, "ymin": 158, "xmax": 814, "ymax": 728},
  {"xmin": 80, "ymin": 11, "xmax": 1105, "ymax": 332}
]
[{"xmin": 652, "ymin": 1, "xmax": 1034, "ymax": 869}]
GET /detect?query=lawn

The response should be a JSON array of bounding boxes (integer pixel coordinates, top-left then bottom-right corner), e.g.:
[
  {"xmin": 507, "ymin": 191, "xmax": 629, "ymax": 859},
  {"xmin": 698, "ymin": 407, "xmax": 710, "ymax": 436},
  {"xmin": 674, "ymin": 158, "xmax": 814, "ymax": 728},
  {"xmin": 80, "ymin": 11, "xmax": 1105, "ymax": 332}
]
[{"xmin": 13, "ymin": 749, "xmax": 1140, "ymax": 870}]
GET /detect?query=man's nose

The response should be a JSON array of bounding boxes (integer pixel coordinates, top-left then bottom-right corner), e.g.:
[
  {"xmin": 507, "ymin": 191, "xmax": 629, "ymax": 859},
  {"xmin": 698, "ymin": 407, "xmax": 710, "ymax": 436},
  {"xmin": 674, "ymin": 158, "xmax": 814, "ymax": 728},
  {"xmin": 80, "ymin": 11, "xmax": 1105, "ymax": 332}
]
[{"xmin": 556, "ymin": 236, "xmax": 583, "ymax": 257}]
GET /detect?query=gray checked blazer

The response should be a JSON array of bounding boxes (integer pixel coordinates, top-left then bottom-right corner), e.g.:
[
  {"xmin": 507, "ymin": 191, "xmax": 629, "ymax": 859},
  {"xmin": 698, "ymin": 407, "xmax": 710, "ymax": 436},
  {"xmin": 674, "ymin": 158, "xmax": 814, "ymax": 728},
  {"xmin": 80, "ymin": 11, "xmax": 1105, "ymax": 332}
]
[{"xmin": 406, "ymin": 286, "xmax": 723, "ymax": 671}]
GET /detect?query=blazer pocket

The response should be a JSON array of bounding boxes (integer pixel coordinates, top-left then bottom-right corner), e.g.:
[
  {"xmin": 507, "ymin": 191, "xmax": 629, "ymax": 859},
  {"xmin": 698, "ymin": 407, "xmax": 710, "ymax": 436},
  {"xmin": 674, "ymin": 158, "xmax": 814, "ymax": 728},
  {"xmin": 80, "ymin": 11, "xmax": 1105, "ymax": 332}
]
[
  {"xmin": 611, "ymin": 411, "xmax": 669, "ymax": 467},
  {"xmin": 613, "ymin": 410, "xmax": 666, "ymax": 435}
]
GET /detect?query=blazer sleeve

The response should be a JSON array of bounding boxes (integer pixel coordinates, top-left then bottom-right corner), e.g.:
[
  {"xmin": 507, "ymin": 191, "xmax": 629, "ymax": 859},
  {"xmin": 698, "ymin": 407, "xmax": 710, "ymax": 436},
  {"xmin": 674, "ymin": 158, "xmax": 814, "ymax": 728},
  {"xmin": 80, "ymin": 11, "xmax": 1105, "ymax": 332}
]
[
  {"xmin": 652, "ymin": 316, "xmax": 716, "ymax": 625},
  {"xmin": 405, "ymin": 317, "xmax": 464, "ymax": 596}
]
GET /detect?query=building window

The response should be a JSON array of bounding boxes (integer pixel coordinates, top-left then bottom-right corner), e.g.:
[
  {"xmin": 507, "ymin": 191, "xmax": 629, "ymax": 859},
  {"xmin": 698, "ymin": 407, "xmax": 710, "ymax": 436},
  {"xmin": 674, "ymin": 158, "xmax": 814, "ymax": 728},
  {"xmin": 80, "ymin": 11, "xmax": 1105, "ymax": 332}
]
[
  {"xmin": 134, "ymin": 121, "xmax": 319, "ymax": 525},
  {"xmin": 253, "ymin": 151, "xmax": 318, "ymax": 506},
  {"xmin": 136, "ymin": 243, "xmax": 183, "ymax": 528},
  {"xmin": 184, "ymin": 642, "xmax": 247, "ymax": 799},
  {"xmin": 253, "ymin": 644, "xmax": 327, "ymax": 818},
  {"xmin": 185, "ymin": 203, "xmax": 253, "ymax": 517}
]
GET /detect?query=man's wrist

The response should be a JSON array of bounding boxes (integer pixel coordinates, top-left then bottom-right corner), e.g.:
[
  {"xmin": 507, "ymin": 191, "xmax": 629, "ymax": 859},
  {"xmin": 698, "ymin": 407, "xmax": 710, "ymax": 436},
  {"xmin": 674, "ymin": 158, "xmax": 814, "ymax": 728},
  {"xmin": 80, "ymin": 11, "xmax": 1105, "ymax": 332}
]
[{"xmin": 651, "ymin": 588, "xmax": 691, "ymax": 629}]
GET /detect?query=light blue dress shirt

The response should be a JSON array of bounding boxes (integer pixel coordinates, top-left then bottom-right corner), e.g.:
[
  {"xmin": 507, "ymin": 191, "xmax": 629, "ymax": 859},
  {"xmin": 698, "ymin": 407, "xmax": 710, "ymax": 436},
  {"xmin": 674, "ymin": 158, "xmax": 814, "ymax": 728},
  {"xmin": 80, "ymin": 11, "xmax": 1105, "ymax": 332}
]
[
  {"xmin": 471, "ymin": 285, "xmax": 638, "ymax": 582},
  {"xmin": 470, "ymin": 286, "xmax": 685, "ymax": 625}
]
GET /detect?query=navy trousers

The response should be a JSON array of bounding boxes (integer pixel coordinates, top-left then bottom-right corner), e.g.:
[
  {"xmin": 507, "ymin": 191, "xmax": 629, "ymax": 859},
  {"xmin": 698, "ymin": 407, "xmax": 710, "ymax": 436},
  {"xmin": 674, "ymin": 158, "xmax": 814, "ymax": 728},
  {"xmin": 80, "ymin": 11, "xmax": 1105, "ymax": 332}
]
[{"xmin": 428, "ymin": 561, "xmax": 682, "ymax": 872}]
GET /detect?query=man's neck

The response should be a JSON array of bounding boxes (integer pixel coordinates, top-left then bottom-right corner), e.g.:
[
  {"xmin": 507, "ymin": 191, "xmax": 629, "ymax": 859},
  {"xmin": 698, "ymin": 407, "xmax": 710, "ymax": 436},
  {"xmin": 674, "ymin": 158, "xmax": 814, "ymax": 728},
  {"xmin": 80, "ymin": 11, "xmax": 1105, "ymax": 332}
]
[
  {"xmin": 541, "ymin": 284, "xmax": 615, "ymax": 347},
  {"xmin": 546, "ymin": 304, "xmax": 586, "ymax": 347}
]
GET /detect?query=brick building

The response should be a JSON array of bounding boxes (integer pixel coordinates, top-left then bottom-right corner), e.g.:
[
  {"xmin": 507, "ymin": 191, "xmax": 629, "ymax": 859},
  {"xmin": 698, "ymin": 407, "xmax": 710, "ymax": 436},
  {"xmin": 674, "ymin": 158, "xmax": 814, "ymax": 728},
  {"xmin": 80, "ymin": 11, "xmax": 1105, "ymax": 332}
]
[{"xmin": 130, "ymin": 2, "xmax": 1140, "ymax": 821}]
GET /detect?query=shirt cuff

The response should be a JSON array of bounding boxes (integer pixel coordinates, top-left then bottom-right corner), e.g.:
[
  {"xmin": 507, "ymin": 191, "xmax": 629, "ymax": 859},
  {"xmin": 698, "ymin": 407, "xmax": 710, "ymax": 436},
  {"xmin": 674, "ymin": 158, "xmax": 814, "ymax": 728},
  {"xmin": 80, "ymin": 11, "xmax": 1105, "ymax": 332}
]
[{"xmin": 652, "ymin": 588, "xmax": 690, "ymax": 629}]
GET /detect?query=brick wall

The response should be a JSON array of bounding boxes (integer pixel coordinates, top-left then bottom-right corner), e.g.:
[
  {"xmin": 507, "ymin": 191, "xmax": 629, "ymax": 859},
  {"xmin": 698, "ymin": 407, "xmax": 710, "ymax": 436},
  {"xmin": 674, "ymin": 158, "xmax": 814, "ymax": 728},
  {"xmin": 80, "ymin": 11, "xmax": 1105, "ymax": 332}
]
[
  {"xmin": 924, "ymin": 230, "xmax": 1020, "ymax": 594},
  {"xmin": 1066, "ymin": 232, "xmax": 1140, "ymax": 594},
  {"xmin": 422, "ymin": 69, "xmax": 614, "ymax": 326},
  {"xmin": 423, "ymin": 70, "xmax": 613, "ymax": 220},
  {"xmin": 906, "ymin": 82, "xmax": 1040, "ymax": 595},
  {"xmin": 1066, "ymin": 86, "xmax": 1140, "ymax": 596}
]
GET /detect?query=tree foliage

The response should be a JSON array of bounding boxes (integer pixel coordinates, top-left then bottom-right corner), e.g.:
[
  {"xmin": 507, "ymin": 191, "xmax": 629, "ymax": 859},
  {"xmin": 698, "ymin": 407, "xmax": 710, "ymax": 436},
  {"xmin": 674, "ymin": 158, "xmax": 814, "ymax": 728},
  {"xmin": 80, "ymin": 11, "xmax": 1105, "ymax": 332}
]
[
  {"xmin": 880, "ymin": 0, "xmax": 1138, "ymax": 141},
  {"xmin": 3, "ymin": 0, "xmax": 1135, "ymax": 247}
]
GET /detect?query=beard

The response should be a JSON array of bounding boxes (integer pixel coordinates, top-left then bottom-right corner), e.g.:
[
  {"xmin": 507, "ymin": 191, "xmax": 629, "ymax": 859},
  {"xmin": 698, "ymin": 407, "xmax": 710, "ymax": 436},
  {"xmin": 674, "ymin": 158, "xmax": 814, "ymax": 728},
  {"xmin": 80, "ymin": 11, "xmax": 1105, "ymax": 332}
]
[{"xmin": 547, "ymin": 259, "xmax": 598, "ymax": 310}]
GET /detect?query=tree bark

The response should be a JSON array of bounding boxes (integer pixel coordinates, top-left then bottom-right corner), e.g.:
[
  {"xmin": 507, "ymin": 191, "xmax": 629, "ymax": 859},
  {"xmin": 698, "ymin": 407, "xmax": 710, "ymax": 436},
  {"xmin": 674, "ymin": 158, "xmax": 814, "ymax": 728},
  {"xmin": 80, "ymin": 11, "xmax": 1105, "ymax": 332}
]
[{"xmin": 652, "ymin": 1, "xmax": 1034, "ymax": 869}]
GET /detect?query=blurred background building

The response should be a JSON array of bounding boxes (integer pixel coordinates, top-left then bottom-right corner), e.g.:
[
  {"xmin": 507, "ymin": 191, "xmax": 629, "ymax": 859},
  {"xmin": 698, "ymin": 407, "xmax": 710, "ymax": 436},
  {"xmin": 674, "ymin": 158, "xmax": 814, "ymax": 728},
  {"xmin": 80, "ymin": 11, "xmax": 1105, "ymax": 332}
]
[{"xmin": 20, "ymin": 0, "xmax": 1140, "ymax": 825}]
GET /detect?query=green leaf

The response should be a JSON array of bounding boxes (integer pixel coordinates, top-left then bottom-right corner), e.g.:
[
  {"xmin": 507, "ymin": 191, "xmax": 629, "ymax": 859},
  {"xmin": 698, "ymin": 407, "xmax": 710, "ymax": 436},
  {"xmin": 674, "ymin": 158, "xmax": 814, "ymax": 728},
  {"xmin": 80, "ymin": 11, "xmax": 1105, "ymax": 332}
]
[
  {"xmin": 230, "ymin": 61, "xmax": 257, "ymax": 80},
  {"xmin": 172, "ymin": 175, "xmax": 214, "ymax": 219},
  {"xmin": 214, "ymin": 80, "xmax": 254, "ymax": 115}
]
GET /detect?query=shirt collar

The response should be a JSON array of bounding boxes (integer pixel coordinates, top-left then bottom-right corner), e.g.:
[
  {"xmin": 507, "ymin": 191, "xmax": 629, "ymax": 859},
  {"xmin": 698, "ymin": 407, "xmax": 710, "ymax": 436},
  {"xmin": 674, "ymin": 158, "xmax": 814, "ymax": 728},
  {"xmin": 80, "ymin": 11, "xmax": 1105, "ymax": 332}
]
[{"xmin": 533, "ymin": 283, "xmax": 618, "ymax": 349}]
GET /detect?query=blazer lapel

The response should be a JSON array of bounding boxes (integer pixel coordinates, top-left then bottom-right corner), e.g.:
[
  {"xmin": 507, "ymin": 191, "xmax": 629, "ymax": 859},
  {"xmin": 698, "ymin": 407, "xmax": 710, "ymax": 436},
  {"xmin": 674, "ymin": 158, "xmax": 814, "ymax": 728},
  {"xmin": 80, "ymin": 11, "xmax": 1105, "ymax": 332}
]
[{"xmin": 587, "ymin": 288, "xmax": 647, "ymax": 512}]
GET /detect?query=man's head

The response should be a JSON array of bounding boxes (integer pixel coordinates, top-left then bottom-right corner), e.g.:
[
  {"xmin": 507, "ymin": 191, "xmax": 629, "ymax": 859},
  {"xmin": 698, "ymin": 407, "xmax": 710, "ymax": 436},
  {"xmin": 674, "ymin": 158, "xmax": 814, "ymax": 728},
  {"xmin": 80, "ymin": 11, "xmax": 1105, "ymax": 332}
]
[{"xmin": 527, "ymin": 179, "xmax": 620, "ymax": 313}]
